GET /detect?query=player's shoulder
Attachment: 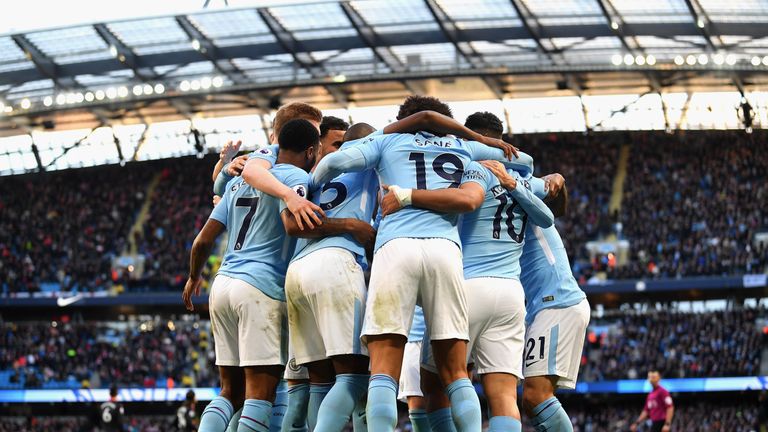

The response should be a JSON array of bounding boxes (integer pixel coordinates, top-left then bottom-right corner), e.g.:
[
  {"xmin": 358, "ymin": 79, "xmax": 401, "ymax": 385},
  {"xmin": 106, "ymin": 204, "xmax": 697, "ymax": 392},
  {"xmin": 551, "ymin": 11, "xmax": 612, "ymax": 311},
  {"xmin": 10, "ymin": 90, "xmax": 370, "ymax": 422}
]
[{"xmin": 463, "ymin": 161, "xmax": 491, "ymax": 180}]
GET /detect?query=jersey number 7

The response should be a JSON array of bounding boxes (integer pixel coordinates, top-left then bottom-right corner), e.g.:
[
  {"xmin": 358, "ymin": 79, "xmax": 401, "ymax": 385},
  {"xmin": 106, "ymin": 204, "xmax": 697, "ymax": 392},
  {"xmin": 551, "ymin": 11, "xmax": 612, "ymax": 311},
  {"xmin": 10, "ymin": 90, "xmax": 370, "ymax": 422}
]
[{"xmin": 234, "ymin": 197, "xmax": 260, "ymax": 250}]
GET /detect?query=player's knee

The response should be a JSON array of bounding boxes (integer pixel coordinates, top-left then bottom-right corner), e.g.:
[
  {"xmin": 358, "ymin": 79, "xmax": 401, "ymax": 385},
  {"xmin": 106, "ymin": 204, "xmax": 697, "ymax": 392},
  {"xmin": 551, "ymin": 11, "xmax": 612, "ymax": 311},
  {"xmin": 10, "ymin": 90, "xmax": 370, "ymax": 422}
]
[{"xmin": 522, "ymin": 379, "xmax": 554, "ymax": 417}]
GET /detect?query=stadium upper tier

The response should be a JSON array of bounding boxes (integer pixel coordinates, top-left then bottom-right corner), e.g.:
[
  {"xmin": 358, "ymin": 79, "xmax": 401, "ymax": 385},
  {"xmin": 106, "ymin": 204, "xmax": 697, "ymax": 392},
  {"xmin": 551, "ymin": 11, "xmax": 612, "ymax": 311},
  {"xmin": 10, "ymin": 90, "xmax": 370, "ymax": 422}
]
[
  {"xmin": 0, "ymin": 130, "xmax": 766, "ymax": 297},
  {"xmin": 2, "ymin": 0, "xmax": 768, "ymax": 139}
]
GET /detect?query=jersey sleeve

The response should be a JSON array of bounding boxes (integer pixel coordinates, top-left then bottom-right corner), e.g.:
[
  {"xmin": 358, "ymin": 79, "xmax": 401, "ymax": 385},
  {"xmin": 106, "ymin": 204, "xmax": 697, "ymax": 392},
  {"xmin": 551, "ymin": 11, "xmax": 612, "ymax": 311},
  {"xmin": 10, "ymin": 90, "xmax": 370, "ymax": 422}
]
[
  {"xmin": 275, "ymin": 168, "xmax": 311, "ymax": 213},
  {"xmin": 508, "ymin": 171, "xmax": 554, "ymax": 228},
  {"xmin": 460, "ymin": 161, "xmax": 492, "ymax": 192},
  {"xmin": 662, "ymin": 390, "xmax": 673, "ymax": 407},
  {"xmin": 465, "ymin": 141, "xmax": 534, "ymax": 176},
  {"xmin": 210, "ymin": 178, "xmax": 234, "ymax": 226},
  {"xmin": 526, "ymin": 176, "xmax": 549, "ymax": 200},
  {"xmin": 248, "ymin": 144, "xmax": 279, "ymax": 165}
]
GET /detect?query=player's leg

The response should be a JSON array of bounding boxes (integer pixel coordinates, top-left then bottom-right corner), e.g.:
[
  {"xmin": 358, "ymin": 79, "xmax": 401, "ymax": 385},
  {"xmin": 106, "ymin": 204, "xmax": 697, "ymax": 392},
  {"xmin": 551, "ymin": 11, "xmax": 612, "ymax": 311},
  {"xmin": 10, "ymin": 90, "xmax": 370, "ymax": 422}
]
[
  {"xmin": 470, "ymin": 278, "xmax": 525, "ymax": 432},
  {"xmin": 406, "ymin": 396, "xmax": 431, "ymax": 432},
  {"xmin": 398, "ymin": 340, "xmax": 431, "ymax": 432},
  {"xmin": 522, "ymin": 299, "xmax": 590, "ymax": 432},
  {"xmin": 239, "ymin": 365, "xmax": 285, "ymax": 432},
  {"xmin": 227, "ymin": 279, "xmax": 289, "ymax": 432},
  {"xmin": 313, "ymin": 355, "xmax": 370, "ymax": 432},
  {"xmin": 281, "ymin": 377, "xmax": 309, "ymax": 432},
  {"xmin": 200, "ymin": 366, "xmax": 244, "ymax": 432},
  {"xmin": 201, "ymin": 276, "xmax": 242, "ymax": 432},
  {"xmin": 421, "ymin": 368, "xmax": 454, "ymax": 432},
  {"xmin": 421, "ymin": 239, "xmax": 479, "ymax": 432},
  {"xmin": 282, "ymin": 259, "xmax": 316, "ymax": 432},
  {"xmin": 363, "ymin": 239, "xmax": 421, "ymax": 432},
  {"xmin": 293, "ymin": 248, "xmax": 370, "ymax": 432}
]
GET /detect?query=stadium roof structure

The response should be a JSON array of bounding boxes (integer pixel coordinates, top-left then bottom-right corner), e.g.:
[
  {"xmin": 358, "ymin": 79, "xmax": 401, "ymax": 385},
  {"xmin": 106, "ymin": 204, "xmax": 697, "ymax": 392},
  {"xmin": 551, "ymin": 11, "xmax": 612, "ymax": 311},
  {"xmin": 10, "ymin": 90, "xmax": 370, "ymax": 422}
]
[{"xmin": 1, "ymin": 0, "xmax": 768, "ymax": 138}]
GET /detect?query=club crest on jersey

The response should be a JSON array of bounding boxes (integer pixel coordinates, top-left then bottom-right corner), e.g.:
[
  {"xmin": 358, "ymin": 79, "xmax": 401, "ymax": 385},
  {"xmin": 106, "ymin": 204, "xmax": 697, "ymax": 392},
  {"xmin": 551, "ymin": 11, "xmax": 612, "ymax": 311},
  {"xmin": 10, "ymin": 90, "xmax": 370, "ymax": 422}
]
[
  {"xmin": 293, "ymin": 185, "xmax": 307, "ymax": 198},
  {"xmin": 258, "ymin": 148, "xmax": 273, "ymax": 156}
]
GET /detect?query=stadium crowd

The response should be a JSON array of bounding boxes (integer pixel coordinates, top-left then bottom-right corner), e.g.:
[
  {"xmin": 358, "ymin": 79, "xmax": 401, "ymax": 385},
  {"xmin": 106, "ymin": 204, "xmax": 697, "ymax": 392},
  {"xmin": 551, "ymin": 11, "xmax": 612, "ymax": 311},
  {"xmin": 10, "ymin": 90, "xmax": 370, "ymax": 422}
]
[
  {"xmin": 1, "ymin": 131, "xmax": 767, "ymax": 296},
  {"xmin": 518, "ymin": 132, "xmax": 619, "ymax": 281},
  {"xmin": 0, "ymin": 307, "xmax": 762, "ymax": 390},
  {"xmin": 134, "ymin": 155, "xmax": 218, "ymax": 290},
  {"xmin": 0, "ymin": 164, "xmax": 152, "ymax": 295},
  {"xmin": 581, "ymin": 307, "xmax": 764, "ymax": 381},
  {"xmin": 613, "ymin": 131, "xmax": 768, "ymax": 279},
  {"xmin": 559, "ymin": 400, "xmax": 760, "ymax": 432},
  {"xmin": 0, "ymin": 319, "xmax": 215, "ymax": 389}
]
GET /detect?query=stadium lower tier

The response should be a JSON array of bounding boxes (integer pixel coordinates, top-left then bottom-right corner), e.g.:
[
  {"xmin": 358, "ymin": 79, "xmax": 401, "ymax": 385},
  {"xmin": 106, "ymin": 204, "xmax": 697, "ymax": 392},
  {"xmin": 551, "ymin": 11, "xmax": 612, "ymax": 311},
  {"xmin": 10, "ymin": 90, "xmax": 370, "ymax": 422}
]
[
  {"xmin": 1, "ymin": 306, "xmax": 765, "ymax": 390},
  {"xmin": 0, "ymin": 399, "xmax": 761, "ymax": 431}
]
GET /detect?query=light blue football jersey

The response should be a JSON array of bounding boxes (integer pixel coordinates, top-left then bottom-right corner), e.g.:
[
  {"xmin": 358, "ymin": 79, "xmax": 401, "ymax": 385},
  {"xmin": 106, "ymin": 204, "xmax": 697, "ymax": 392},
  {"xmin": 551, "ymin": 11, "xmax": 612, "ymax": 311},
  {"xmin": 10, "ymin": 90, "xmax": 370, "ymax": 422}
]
[
  {"xmin": 518, "ymin": 174, "xmax": 587, "ymax": 323},
  {"xmin": 248, "ymin": 143, "xmax": 380, "ymax": 267},
  {"xmin": 212, "ymin": 145, "xmax": 280, "ymax": 196},
  {"xmin": 459, "ymin": 162, "xmax": 553, "ymax": 280},
  {"xmin": 209, "ymin": 164, "xmax": 310, "ymax": 301},
  {"xmin": 313, "ymin": 132, "xmax": 534, "ymax": 252},
  {"xmin": 408, "ymin": 305, "xmax": 426, "ymax": 343}
]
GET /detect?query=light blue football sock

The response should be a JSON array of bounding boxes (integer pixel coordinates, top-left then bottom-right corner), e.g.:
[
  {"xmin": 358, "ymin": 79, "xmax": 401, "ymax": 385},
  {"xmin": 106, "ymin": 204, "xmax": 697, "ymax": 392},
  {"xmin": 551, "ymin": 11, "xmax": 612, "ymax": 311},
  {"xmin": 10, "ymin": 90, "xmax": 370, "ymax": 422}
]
[
  {"xmin": 238, "ymin": 399, "xmax": 272, "ymax": 432},
  {"xmin": 531, "ymin": 397, "xmax": 573, "ymax": 432},
  {"xmin": 227, "ymin": 408, "xmax": 243, "ymax": 432},
  {"xmin": 366, "ymin": 374, "xmax": 398, "ymax": 432},
  {"xmin": 281, "ymin": 382, "xmax": 309, "ymax": 432},
  {"xmin": 409, "ymin": 408, "xmax": 432, "ymax": 432},
  {"xmin": 445, "ymin": 378, "xmax": 481, "ymax": 432},
  {"xmin": 314, "ymin": 374, "xmax": 369, "ymax": 432},
  {"xmin": 489, "ymin": 416, "xmax": 521, "ymax": 432},
  {"xmin": 271, "ymin": 380, "xmax": 288, "ymax": 431},
  {"xmin": 199, "ymin": 396, "xmax": 235, "ymax": 432},
  {"xmin": 308, "ymin": 382, "xmax": 334, "ymax": 430},
  {"xmin": 352, "ymin": 393, "xmax": 368, "ymax": 431},
  {"xmin": 427, "ymin": 408, "xmax": 457, "ymax": 432}
]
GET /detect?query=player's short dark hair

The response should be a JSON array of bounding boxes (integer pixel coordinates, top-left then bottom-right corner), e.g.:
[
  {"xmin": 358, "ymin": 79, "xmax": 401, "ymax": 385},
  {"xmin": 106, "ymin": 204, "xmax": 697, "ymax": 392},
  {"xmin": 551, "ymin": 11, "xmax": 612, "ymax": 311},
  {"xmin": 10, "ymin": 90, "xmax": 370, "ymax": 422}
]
[
  {"xmin": 186, "ymin": 390, "xmax": 195, "ymax": 402},
  {"xmin": 343, "ymin": 123, "xmax": 376, "ymax": 143},
  {"xmin": 465, "ymin": 112, "xmax": 503, "ymax": 139},
  {"xmin": 109, "ymin": 385, "xmax": 118, "ymax": 397},
  {"xmin": 278, "ymin": 118, "xmax": 320, "ymax": 153},
  {"xmin": 320, "ymin": 116, "xmax": 350, "ymax": 138},
  {"xmin": 397, "ymin": 95, "xmax": 452, "ymax": 120}
]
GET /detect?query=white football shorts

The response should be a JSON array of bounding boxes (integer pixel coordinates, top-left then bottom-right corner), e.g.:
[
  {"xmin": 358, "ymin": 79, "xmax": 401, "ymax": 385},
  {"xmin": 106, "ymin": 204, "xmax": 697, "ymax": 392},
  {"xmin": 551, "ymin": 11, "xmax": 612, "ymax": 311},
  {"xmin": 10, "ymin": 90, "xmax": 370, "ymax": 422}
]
[
  {"xmin": 209, "ymin": 274, "xmax": 287, "ymax": 367},
  {"xmin": 285, "ymin": 247, "xmax": 367, "ymax": 365},
  {"xmin": 362, "ymin": 238, "xmax": 467, "ymax": 343},
  {"xmin": 523, "ymin": 299, "xmax": 590, "ymax": 389}
]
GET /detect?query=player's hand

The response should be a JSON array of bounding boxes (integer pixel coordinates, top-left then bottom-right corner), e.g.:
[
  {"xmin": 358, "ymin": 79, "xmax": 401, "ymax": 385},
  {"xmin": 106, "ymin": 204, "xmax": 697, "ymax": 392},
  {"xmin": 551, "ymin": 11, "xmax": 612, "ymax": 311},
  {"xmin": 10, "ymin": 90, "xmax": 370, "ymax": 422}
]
[
  {"xmin": 543, "ymin": 173, "xmax": 565, "ymax": 198},
  {"xmin": 380, "ymin": 185, "xmax": 404, "ymax": 217},
  {"xmin": 661, "ymin": 425, "xmax": 670, "ymax": 432},
  {"xmin": 182, "ymin": 277, "xmax": 203, "ymax": 311},
  {"xmin": 350, "ymin": 220, "xmax": 376, "ymax": 258},
  {"xmin": 629, "ymin": 423, "xmax": 638, "ymax": 432},
  {"xmin": 220, "ymin": 140, "xmax": 242, "ymax": 163},
  {"xmin": 479, "ymin": 136, "xmax": 519, "ymax": 159},
  {"xmin": 480, "ymin": 160, "xmax": 517, "ymax": 190},
  {"xmin": 226, "ymin": 155, "xmax": 248, "ymax": 176},
  {"xmin": 285, "ymin": 194, "xmax": 325, "ymax": 230},
  {"xmin": 212, "ymin": 195, "xmax": 221, "ymax": 206}
]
